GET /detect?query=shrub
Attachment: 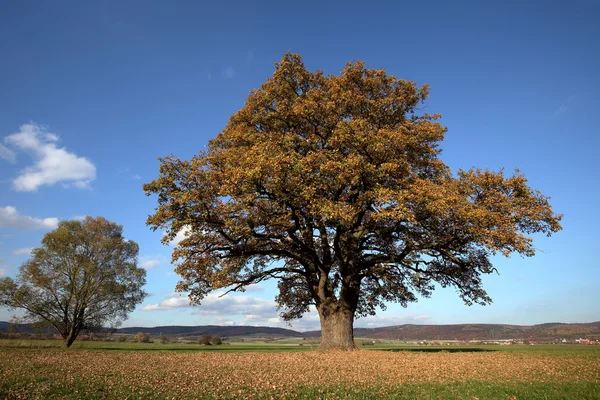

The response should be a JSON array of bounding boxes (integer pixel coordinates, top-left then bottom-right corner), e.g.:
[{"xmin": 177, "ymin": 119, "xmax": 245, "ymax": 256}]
[
  {"xmin": 118, "ymin": 335, "xmax": 129, "ymax": 342},
  {"xmin": 160, "ymin": 335, "xmax": 170, "ymax": 344},
  {"xmin": 210, "ymin": 336, "xmax": 222, "ymax": 345},
  {"xmin": 199, "ymin": 335, "xmax": 212, "ymax": 345},
  {"xmin": 134, "ymin": 332, "xmax": 151, "ymax": 343}
]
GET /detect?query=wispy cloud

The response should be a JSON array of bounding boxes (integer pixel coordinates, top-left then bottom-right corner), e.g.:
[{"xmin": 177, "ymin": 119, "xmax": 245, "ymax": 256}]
[
  {"xmin": 0, "ymin": 206, "xmax": 58, "ymax": 229},
  {"xmin": 223, "ymin": 66, "xmax": 234, "ymax": 79},
  {"xmin": 116, "ymin": 167, "xmax": 141, "ymax": 181},
  {"xmin": 246, "ymin": 50, "xmax": 254, "ymax": 63},
  {"xmin": 9, "ymin": 248, "xmax": 33, "ymax": 256},
  {"xmin": 4, "ymin": 123, "xmax": 96, "ymax": 191},
  {"xmin": 354, "ymin": 313, "xmax": 431, "ymax": 328},
  {"xmin": 0, "ymin": 144, "xmax": 16, "ymax": 163},
  {"xmin": 140, "ymin": 259, "xmax": 160, "ymax": 270},
  {"xmin": 555, "ymin": 105, "xmax": 568, "ymax": 114},
  {"xmin": 554, "ymin": 94, "xmax": 578, "ymax": 115}
]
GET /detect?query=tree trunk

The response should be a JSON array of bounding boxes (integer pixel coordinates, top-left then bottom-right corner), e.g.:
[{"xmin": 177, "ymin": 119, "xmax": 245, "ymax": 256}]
[
  {"xmin": 317, "ymin": 301, "xmax": 356, "ymax": 350},
  {"xmin": 63, "ymin": 331, "xmax": 78, "ymax": 348}
]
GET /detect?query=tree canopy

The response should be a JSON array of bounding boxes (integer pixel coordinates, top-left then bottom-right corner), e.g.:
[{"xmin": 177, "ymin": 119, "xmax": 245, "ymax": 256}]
[
  {"xmin": 144, "ymin": 53, "xmax": 562, "ymax": 350},
  {"xmin": 0, "ymin": 216, "xmax": 147, "ymax": 347}
]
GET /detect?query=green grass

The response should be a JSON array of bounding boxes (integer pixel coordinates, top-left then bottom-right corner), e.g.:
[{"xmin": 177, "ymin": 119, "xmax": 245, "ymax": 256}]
[
  {"xmin": 283, "ymin": 381, "xmax": 600, "ymax": 400},
  {"xmin": 1, "ymin": 339, "xmax": 598, "ymax": 355},
  {"xmin": 1, "ymin": 378, "xmax": 598, "ymax": 400}
]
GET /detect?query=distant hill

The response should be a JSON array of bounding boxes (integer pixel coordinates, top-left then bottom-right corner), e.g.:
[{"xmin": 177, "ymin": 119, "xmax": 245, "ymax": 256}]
[
  {"xmin": 0, "ymin": 321, "xmax": 302, "ymax": 338},
  {"xmin": 116, "ymin": 325, "xmax": 303, "ymax": 338},
  {"xmin": 305, "ymin": 322, "xmax": 600, "ymax": 341},
  {"xmin": 2, "ymin": 321, "xmax": 599, "ymax": 341},
  {"xmin": 0, "ymin": 321, "xmax": 46, "ymax": 333}
]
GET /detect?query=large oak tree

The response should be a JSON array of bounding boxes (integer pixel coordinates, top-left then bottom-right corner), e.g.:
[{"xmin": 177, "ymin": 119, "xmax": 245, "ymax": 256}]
[
  {"xmin": 144, "ymin": 54, "xmax": 562, "ymax": 350},
  {"xmin": 0, "ymin": 217, "xmax": 147, "ymax": 347}
]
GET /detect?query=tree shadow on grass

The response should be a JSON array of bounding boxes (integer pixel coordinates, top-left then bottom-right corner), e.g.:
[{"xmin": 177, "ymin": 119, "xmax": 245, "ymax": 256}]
[{"xmin": 382, "ymin": 347, "xmax": 497, "ymax": 353}]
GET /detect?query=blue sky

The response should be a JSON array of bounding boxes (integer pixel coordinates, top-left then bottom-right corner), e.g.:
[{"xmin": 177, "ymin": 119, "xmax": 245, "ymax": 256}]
[{"xmin": 1, "ymin": 0, "xmax": 598, "ymax": 330}]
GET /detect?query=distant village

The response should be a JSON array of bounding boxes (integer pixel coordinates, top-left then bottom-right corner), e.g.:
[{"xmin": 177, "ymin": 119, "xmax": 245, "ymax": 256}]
[{"xmin": 397, "ymin": 338, "xmax": 600, "ymax": 346}]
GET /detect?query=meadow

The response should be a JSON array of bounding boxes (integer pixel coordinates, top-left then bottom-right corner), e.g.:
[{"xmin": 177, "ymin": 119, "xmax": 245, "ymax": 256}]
[{"xmin": 0, "ymin": 340, "xmax": 598, "ymax": 399}]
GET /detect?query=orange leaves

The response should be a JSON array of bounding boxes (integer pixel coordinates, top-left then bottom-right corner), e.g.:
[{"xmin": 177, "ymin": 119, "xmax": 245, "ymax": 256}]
[
  {"xmin": 144, "ymin": 53, "xmax": 562, "ymax": 336},
  {"xmin": 454, "ymin": 168, "xmax": 562, "ymax": 256},
  {"xmin": 1, "ymin": 348, "xmax": 597, "ymax": 399}
]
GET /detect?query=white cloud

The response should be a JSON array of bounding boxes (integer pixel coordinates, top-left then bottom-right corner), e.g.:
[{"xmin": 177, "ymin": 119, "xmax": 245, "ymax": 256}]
[
  {"xmin": 140, "ymin": 259, "xmax": 160, "ymax": 269},
  {"xmin": 142, "ymin": 291, "xmax": 279, "ymax": 317},
  {"xmin": 243, "ymin": 283, "xmax": 265, "ymax": 293},
  {"xmin": 0, "ymin": 258, "xmax": 7, "ymax": 277},
  {"xmin": 217, "ymin": 317, "xmax": 236, "ymax": 326},
  {"xmin": 223, "ymin": 66, "xmax": 234, "ymax": 79},
  {"xmin": 0, "ymin": 144, "xmax": 16, "ymax": 163},
  {"xmin": 72, "ymin": 215, "xmax": 87, "ymax": 221},
  {"xmin": 9, "ymin": 248, "xmax": 33, "ymax": 256},
  {"xmin": 283, "ymin": 306, "xmax": 321, "ymax": 331},
  {"xmin": 165, "ymin": 225, "xmax": 191, "ymax": 246},
  {"xmin": 141, "ymin": 291, "xmax": 322, "ymax": 331},
  {"xmin": 142, "ymin": 293, "xmax": 191, "ymax": 311},
  {"xmin": 0, "ymin": 206, "xmax": 58, "ymax": 229},
  {"xmin": 4, "ymin": 123, "xmax": 96, "ymax": 191},
  {"xmin": 354, "ymin": 313, "xmax": 431, "ymax": 328}
]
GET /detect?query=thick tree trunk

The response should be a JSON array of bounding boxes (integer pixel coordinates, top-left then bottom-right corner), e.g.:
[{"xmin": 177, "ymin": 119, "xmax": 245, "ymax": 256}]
[
  {"xmin": 64, "ymin": 334, "xmax": 77, "ymax": 348},
  {"xmin": 317, "ymin": 301, "xmax": 356, "ymax": 350}
]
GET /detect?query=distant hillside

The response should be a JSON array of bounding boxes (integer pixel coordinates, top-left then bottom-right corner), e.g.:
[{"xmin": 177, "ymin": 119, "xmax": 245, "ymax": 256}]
[
  {"xmin": 0, "ymin": 321, "xmax": 302, "ymax": 338},
  {"xmin": 305, "ymin": 322, "xmax": 600, "ymax": 341},
  {"xmin": 116, "ymin": 325, "xmax": 303, "ymax": 338},
  {"xmin": 0, "ymin": 321, "xmax": 47, "ymax": 333},
  {"xmin": 2, "ymin": 321, "xmax": 599, "ymax": 341}
]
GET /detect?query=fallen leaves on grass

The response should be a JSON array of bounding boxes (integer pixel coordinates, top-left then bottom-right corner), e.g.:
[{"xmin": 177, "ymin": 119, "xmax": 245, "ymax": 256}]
[{"xmin": 0, "ymin": 350, "xmax": 598, "ymax": 399}]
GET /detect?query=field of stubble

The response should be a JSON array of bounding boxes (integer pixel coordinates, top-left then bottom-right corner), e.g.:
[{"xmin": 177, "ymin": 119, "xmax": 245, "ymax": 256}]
[{"xmin": 1, "ymin": 344, "xmax": 599, "ymax": 399}]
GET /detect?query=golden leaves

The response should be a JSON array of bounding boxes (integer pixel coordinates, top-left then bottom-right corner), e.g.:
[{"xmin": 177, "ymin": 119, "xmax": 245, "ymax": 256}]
[
  {"xmin": 1, "ymin": 348, "xmax": 597, "ymax": 399},
  {"xmin": 143, "ymin": 52, "xmax": 562, "ymax": 324}
]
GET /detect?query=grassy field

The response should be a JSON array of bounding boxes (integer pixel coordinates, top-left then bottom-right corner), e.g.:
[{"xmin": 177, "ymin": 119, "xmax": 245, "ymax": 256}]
[{"xmin": 0, "ymin": 340, "xmax": 598, "ymax": 399}]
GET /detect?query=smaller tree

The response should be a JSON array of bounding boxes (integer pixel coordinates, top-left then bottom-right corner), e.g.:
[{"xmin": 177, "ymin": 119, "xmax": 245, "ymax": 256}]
[
  {"xmin": 210, "ymin": 335, "xmax": 222, "ymax": 345},
  {"xmin": 160, "ymin": 335, "xmax": 170, "ymax": 344},
  {"xmin": 118, "ymin": 335, "xmax": 129, "ymax": 342},
  {"xmin": 0, "ymin": 217, "xmax": 147, "ymax": 348}
]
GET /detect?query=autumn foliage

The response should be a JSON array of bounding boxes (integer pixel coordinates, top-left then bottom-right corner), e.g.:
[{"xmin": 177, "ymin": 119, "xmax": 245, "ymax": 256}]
[{"xmin": 144, "ymin": 53, "xmax": 562, "ymax": 350}]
